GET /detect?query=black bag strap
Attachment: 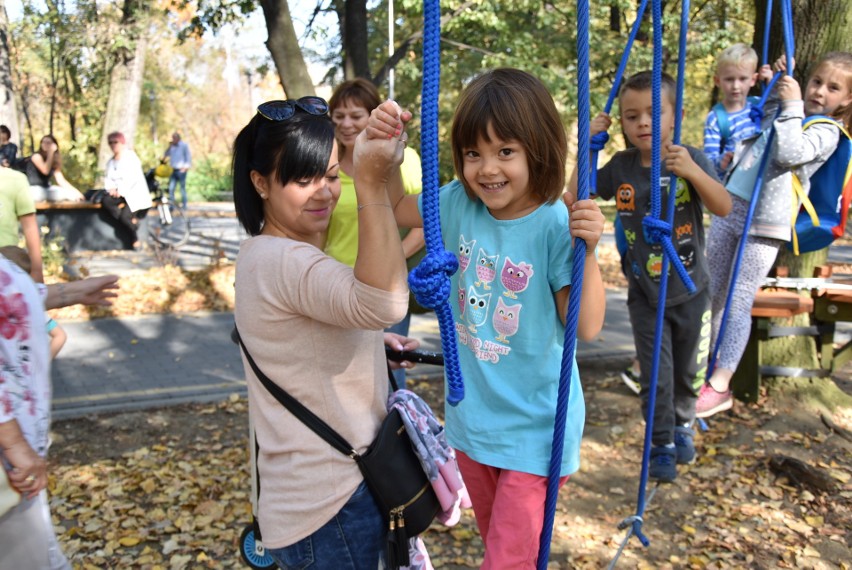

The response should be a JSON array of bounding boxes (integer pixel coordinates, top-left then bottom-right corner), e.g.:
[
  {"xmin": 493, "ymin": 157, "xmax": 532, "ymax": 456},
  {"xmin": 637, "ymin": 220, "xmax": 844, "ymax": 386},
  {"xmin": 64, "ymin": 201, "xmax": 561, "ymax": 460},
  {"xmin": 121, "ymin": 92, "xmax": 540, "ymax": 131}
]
[{"xmin": 234, "ymin": 326, "xmax": 360, "ymax": 459}]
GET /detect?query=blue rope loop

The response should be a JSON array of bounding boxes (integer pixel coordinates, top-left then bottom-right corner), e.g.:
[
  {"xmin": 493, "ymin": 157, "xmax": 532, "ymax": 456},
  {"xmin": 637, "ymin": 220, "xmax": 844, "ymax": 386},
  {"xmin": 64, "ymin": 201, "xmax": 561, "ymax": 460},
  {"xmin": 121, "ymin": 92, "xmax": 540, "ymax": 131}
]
[
  {"xmin": 419, "ymin": 0, "xmax": 464, "ymax": 405},
  {"xmin": 408, "ymin": 250, "xmax": 458, "ymax": 308},
  {"xmin": 590, "ymin": 132, "xmax": 609, "ymax": 151}
]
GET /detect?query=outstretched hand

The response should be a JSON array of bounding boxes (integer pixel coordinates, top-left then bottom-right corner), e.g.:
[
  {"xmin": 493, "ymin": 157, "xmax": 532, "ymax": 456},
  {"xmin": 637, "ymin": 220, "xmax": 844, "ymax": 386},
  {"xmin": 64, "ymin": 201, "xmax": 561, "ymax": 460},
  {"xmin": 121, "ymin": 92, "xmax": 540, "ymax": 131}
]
[{"xmin": 353, "ymin": 100, "xmax": 412, "ymax": 185}]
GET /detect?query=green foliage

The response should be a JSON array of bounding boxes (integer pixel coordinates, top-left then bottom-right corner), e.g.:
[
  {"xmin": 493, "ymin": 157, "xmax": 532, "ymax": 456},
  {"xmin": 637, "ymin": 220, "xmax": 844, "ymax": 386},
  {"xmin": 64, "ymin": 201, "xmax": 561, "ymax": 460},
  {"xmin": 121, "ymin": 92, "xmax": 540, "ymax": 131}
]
[
  {"xmin": 38, "ymin": 226, "xmax": 68, "ymax": 279},
  {"xmin": 187, "ymin": 155, "xmax": 233, "ymax": 201}
]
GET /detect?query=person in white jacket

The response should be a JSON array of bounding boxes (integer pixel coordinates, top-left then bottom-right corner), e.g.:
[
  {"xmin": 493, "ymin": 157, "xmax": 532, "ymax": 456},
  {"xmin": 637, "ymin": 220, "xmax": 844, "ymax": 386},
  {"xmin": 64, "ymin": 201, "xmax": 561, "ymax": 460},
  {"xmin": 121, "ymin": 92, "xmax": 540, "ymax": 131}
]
[{"xmin": 102, "ymin": 131, "xmax": 153, "ymax": 249}]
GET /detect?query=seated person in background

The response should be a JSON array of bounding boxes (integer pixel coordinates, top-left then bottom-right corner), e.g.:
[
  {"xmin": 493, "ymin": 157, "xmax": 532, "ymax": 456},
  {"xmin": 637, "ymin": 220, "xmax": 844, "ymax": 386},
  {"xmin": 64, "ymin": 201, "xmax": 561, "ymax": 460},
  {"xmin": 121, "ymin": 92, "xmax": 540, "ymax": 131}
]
[
  {"xmin": 26, "ymin": 134, "xmax": 84, "ymax": 203},
  {"xmin": 0, "ymin": 125, "xmax": 18, "ymax": 167},
  {"xmin": 102, "ymin": 132, "xmax": 153, "ymax": 249},
  {"xmin": 0, "ymin": 166, "xmax": 44, "ymax": 282}
]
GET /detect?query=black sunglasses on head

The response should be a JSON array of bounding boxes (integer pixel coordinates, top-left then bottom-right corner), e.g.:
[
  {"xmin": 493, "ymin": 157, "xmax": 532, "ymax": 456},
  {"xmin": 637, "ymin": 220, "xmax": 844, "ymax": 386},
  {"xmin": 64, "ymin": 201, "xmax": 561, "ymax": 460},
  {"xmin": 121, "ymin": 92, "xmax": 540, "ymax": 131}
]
[{"xmin": 257, "ymin": 97, "xmax": 329, "ymax": 122}]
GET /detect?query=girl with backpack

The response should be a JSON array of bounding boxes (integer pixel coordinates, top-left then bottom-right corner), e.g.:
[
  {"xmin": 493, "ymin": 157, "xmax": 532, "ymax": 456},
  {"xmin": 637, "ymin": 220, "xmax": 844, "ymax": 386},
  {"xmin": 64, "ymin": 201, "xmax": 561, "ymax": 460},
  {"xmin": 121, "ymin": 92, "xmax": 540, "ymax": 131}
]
[{"xmin": 698, "ymin": 51, "xmax": 852, "ymax": 418}]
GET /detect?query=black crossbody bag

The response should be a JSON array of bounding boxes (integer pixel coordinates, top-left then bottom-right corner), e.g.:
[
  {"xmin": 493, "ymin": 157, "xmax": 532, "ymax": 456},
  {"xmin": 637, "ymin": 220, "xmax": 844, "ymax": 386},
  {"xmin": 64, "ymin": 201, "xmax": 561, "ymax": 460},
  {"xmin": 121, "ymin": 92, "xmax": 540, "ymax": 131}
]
[{"xmin": 235, "ymin": 330, "xmax": 440, "ymax": 568}]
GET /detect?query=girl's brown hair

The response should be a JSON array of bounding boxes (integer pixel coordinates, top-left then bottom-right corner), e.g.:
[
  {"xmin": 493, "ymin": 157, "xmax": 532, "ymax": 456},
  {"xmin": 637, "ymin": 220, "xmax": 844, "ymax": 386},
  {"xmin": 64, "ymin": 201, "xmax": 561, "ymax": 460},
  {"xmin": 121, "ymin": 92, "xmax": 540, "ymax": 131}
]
[
  {"xmin": 451, "ymin": 68, "xmax": 567, "ymax": 204},
  {"xmin": 813, "ymin": 51, "xmax": 852, "ymax": 131}
]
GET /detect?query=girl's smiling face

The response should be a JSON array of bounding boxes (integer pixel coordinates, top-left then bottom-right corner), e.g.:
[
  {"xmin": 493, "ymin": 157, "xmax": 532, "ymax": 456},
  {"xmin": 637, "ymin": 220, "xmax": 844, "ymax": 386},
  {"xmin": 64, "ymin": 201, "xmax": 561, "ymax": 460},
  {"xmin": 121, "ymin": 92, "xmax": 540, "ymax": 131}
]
[
  {"xmin": 804, "ymin": 62, "xmax": 852, "ymax": 117},
  {"xmin": 461, "ymin": 123, "xmax": 537, "ymax": 220}
]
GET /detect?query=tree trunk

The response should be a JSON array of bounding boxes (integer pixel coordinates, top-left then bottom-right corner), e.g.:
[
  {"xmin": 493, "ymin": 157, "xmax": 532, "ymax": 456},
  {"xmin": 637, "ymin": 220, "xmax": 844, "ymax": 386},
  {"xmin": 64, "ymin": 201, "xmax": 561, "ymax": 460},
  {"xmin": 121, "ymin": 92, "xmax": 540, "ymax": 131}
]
[
  {"xmin": 0, "ymin": 0, "xmax": 20, "ymax": 147},
  {"xmin": 753, "ymin": 0, "xmax": 852, "ymax": 83},
  {"xmin": 259, "ymin": 0, "xmax": 315, "ymax": 98},
  {"xmin": 343, "ymin": 0, "xmax": 369, "ymax": 79},
  {"xmin": 97, "ymin": 0, "xmax": 148, "ymax": 183}
]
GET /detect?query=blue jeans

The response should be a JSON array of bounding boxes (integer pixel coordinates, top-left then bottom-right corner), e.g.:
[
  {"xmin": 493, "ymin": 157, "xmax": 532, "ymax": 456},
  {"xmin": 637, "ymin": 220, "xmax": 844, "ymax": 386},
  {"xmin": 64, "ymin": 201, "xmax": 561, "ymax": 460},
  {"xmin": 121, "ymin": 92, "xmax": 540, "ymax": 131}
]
[
  {"xmin": 266, "ymin": 481, "xmax": 386, "ymax": 569},
  {"xmin": 168, "ymin": 170, "xmax": 188, "ymax": 209}
]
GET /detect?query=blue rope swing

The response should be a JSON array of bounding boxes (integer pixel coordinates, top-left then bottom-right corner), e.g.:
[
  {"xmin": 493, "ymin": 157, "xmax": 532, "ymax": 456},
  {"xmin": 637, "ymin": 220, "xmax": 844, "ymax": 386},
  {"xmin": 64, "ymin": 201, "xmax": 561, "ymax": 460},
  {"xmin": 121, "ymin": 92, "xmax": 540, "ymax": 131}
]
[
  {"xmin": 536, "ymin": 0, "xmax": 591, "ymax": 566},
  {"xmin": 609, "ymin": 1, "xmax": 694, "ymax": 565},
  {"xmin": 708, "ymin": 0, "xmax": 794, "ymax": 378},
  {"xmin": 408, "ymin": 0, "xmax": 464, "ymax": 405},
  {"xmin": 590, "ymin": 0, "xmax": 649, "ymax": 193}
]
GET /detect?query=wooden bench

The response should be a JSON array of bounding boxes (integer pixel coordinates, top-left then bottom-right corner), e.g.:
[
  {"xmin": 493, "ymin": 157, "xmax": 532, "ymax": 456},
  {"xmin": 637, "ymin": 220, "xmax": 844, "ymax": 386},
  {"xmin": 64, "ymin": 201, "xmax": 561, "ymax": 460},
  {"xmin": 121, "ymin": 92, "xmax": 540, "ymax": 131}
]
[
  {"xmin": 35, "ymin": 201, "xmax": 147, "ymax": 252},
  {"xmin": 730, "ymin": 271, "xmax": 852, "ymax": 403}
]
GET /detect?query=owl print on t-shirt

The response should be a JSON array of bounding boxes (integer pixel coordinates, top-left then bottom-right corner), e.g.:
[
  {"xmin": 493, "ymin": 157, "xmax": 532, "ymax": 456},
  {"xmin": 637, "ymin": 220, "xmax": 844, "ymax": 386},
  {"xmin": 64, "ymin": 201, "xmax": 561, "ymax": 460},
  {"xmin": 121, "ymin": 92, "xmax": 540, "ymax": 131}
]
[{"xmin": 454, "ymin": 234, "xmax": 537, "ymax": 363}]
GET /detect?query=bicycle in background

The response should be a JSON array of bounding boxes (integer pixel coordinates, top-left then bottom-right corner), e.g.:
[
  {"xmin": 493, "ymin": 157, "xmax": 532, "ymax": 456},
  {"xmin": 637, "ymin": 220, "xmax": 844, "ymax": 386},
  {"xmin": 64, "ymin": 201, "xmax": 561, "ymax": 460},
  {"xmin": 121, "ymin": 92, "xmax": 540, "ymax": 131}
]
[{"xmin": 145, "ymin": 166, "xmax": 190, "ymax": 248}]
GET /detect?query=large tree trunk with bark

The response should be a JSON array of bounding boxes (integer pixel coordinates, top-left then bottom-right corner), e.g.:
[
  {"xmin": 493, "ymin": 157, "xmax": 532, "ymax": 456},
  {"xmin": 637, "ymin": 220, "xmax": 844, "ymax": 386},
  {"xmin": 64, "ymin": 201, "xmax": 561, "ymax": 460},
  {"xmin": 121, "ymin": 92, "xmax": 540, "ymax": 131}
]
[
  {"xmin": 259, "ymin": 0, "xmax": 315, "ymax": 98},
  {"xmin": 97, "ymin": 0, "xmax": 148, "ymax": 183},
  {"xmin": 753, "ymin": 0, "xmax": 851, "ymax": 82},
  {"xmin": 0, "ymin": 0, "xmax": 20, "ymax": 146}
]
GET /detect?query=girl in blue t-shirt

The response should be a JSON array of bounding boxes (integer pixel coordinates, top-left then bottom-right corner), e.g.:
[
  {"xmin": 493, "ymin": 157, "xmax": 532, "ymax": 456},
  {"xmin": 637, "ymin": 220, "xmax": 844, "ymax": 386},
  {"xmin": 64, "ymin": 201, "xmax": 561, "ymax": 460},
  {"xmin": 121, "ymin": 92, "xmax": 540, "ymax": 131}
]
[{"xmin": 366, "ymin": 68, "xmax": 605, "ymax": 568}]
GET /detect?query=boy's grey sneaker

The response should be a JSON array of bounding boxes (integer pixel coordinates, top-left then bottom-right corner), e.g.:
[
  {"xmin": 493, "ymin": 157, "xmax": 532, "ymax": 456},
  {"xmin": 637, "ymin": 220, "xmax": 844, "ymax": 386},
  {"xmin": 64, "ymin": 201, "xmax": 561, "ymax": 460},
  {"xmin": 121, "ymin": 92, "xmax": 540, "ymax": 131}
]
[
  {"xmin": 649, "ymin": 446, "xmax": 677, "ymax": 482},
  {"xmin": 619, "ymin": 367, "xmax": 641, "ymax": 395},
  {"xmin": 674, "ymin": 425, "xmax": 696, "ymax": 464}
]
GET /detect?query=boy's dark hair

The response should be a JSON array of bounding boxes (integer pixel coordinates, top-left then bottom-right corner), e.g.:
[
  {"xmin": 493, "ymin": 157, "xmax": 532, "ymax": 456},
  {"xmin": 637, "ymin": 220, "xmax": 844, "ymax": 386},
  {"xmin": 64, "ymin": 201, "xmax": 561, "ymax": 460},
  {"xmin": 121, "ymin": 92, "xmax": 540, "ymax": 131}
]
[
  {"xmin": 619, "ymin": 70, "xmax": 677, "ymax": 108},
  {"xmin": 451, "ymin": 68, "xmax": 567, "ymax": 204},
  {"xmin": 0, "ymin": 125, "xmax": 10, "ymax": 138},
  {"xmin": 232, "ymin": 109, "xmax": 335, "ymax": 236}
]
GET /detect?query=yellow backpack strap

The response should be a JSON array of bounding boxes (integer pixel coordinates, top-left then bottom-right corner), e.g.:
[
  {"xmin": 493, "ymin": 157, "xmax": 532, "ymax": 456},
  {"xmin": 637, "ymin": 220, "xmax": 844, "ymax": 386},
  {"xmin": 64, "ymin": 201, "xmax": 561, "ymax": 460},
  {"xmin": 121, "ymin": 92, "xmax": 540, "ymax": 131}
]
[{"xmin": 790, "ymin": 118, "xmax": 852, "ymax": 255}]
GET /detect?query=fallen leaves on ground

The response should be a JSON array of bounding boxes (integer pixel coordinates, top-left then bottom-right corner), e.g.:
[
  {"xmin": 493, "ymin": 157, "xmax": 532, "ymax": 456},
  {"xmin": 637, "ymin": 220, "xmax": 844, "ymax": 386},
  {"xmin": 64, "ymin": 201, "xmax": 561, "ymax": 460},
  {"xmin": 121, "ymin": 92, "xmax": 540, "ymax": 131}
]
[
  {"xmin": 47, "ymin": 263, "xmax": 236, "ymax": 321},
  {"xmin": 49, "ymin": 372, "xmax": 852, "ymax": 569}
]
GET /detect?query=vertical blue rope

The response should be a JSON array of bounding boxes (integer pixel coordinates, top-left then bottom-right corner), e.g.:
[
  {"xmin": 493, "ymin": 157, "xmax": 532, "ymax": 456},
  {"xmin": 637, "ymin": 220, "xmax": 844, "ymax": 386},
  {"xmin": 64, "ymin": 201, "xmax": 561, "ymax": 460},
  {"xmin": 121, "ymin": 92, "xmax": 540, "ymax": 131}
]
[
  {"xmin": 761, "ymin": 0, "xmax": 773, "ymax": 69},
  {"xmin": 590, "ymin": 0, "xmax": 650, "ymax": 193},
  {"xmin": 629, "ymin": 0, "xmax": 667, "ymax": 548},
  {"xmin": 408, "ymin": 0, "xmax": 464, "ymax": 405},
  {"xmin": 708, "ymin": 0, "xmax": 794, "ymax": 377},
  {"xmin": 537, "ymin": 0, "xmax": 590, "ymax": 567}
]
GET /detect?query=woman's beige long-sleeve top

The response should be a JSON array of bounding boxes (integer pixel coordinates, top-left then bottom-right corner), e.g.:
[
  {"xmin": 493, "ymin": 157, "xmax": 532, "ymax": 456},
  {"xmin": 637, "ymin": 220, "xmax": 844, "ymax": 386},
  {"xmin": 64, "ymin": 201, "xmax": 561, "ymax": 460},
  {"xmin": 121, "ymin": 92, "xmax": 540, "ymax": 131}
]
[{"xmin": 234, "ymin": 235, "xmax": 408, "ymax": 549}]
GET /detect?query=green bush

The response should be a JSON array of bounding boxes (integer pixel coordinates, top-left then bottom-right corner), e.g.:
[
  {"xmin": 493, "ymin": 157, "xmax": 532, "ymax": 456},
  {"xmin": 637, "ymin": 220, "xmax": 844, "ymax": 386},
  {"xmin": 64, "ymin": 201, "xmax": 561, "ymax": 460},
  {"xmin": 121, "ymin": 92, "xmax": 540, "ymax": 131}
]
[{"xmin": 187, "ymin": 155, "xmax": 232, "ymax": 202}]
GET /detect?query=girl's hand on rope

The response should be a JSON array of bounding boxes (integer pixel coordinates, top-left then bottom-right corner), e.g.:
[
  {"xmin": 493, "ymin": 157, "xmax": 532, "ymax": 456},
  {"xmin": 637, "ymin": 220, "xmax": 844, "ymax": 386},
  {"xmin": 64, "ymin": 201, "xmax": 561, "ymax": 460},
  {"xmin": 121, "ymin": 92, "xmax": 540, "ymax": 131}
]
[
  {"xmin": 383, "ymin": 332, "xmax": 421, "ymax": 371},
  {"xmin": 590, "ymin": 112, "xmax": 612, "ymax": 136},
  {"xmin": 354, "ymin": 101, "xmax": 411, "ymax": 187},
  {"xmin": 773, "ymin": 54, "xmax": 794, "ymax": 75},
  {"xmin": 564, "ymin": 192, "xmax": 605, "ymax": 252},
  {"xmin": 758, "ymin": 64, "xmax": 774, "ymax": 84},
  {"xmin": 664, "ymin": 144, "xmax": 700, "ymax": 180},
  {"xmin": 364, "ymin": 100, "xmax": 412, "ymax": 141},
  {"xmin": 777, "ymin": 75, "xmax": 802, "ymax": 102}
]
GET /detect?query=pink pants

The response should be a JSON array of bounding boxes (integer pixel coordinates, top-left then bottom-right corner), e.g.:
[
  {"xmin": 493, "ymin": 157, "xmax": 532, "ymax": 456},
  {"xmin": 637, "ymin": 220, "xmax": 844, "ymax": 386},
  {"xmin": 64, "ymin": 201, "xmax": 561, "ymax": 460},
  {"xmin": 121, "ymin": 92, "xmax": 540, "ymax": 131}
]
[{"xmin": 457, "ymin": 451, "xmax": 569, "ymax": 569}]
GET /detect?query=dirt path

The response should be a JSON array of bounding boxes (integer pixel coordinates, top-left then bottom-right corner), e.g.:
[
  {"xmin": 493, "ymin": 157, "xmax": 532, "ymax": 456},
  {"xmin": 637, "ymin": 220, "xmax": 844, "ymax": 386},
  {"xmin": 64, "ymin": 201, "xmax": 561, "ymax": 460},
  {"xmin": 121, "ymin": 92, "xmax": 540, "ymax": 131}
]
[{"xmin": 49, "ymin": 361, "xmax": 851, "ymax": 569}]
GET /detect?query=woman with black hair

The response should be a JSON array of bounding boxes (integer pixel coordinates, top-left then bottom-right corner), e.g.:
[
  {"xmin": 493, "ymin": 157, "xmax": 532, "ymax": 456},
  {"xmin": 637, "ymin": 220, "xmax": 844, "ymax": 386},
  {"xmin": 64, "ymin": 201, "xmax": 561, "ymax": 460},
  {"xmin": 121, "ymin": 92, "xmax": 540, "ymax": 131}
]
[{"xmin": 232, "ymin": 98, "xmax": 417, "ymax": 569}]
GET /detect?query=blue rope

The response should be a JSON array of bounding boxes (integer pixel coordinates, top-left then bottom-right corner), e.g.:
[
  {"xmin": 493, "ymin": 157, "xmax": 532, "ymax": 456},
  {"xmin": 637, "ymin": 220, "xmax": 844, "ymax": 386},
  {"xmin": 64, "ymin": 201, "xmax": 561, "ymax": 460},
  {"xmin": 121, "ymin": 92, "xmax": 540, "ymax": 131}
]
[
  {"xmin": 408, "ymin": 0, "xmax": 464, "ymax": 405},
  {"xmin": 761, "ymin": 0, "xmax": 773, "ymax": 71},
  {"xmin": 707, "ymin": 0, "xmax": 794, "ymax": 377},
  {"xmin": 590, "ymin": 0, "xmax": 649, "ymax": 193},
  {"xmin": 537, "ymin": 1, "xmax": 590, "ymax": 568}
]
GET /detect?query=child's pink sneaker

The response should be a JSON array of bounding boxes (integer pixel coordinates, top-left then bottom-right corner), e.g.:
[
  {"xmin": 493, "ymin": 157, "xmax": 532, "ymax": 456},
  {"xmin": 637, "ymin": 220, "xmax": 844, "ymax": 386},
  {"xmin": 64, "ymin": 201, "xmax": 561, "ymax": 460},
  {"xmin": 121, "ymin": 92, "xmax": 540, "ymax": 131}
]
[{"xmin": 695, "ymin": 383, "xmax": 733, "ymax": 418}]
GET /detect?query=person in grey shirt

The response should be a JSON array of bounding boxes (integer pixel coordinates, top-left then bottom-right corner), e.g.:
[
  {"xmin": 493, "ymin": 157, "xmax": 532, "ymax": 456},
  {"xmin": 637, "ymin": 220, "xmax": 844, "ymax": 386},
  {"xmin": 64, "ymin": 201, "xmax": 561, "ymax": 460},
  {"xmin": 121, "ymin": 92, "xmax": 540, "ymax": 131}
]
[{"xmin": 161, "ymin": 132, "xmax": 192, "ymax": 209}]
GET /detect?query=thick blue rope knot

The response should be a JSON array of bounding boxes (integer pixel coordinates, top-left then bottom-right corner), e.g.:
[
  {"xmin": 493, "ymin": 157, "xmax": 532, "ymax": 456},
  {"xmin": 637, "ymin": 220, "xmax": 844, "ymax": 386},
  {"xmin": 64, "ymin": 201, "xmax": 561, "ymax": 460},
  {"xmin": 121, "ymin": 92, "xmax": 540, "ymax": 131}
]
[
  {"xmin": 641, "ymin": 216, "xmax": 671, "ymax": 244},
  {"xmin": 641, "ymin": 217, "xmax": 697, "ymax": 293},
  {"xmin": 408, "ymin": 250, "xmax": 459, "ymax": 309},
  {"xmin": 590, "ymin": 132, "xmax": 609, "ymax": 151}
]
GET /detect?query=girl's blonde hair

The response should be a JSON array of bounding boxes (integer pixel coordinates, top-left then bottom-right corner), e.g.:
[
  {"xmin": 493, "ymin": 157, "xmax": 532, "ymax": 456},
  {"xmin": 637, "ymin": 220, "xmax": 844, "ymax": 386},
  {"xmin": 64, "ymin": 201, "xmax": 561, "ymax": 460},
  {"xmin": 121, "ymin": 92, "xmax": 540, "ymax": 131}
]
[
  {"xmin": 451, "ymin": 68, "xmax": 567, "ymax": 204},
  {"xmin": 812, "ymin": 51, "xmax": 852, "ymax": 131}
]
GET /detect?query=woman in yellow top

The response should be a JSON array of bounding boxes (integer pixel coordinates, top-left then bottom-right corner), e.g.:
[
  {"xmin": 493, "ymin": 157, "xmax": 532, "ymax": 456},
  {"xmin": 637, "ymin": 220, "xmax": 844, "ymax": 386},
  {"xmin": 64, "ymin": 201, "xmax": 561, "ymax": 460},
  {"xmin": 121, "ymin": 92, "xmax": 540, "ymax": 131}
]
[{"xmin": 326, "ymin": 79, "xmax": 425, "ymax": 385}]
